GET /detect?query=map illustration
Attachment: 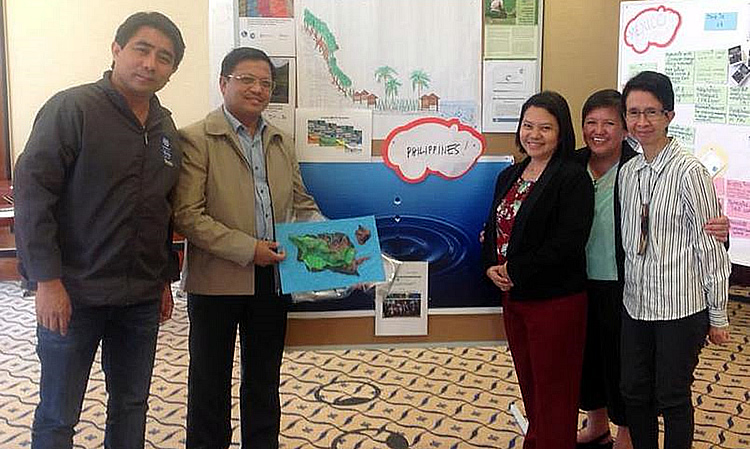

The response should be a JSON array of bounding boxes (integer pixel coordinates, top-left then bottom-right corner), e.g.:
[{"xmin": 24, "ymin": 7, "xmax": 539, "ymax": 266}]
[
  {"xmin": 289, "ymin": 232, "xmax": 370, "ymax": 275},
  {"xmin": 295, "ymin": 0, "xmax": 481, "ymax": 138},
  {"xmin": 276, "ymin": 216, "xmax": 385, "ymax": 294}
]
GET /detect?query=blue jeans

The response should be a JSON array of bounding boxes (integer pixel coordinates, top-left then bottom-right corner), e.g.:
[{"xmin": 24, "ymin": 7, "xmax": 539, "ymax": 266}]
[{"xmin": 32, "ymin": 299, "xmax": 160, "ymax": 449}]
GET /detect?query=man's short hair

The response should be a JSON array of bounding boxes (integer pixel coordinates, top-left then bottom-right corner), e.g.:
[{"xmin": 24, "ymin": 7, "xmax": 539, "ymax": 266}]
[
  {"xmin": 622, "ymin": 71, "xmax": 675, "ymax": 112},
  {"xmin": 582, "ymin": 89, "xmax": 627, "ymax": 130},
  {"xmin": 515, "ymin": 90, "xmax": 576, "ymax": 159},
  {"xmin": 220, "ymin": 47, "xmax": 276, "ymax": 81},
  {"xmin": 115, "ymin": 12, "xmax": 186, "ymax": 69}
]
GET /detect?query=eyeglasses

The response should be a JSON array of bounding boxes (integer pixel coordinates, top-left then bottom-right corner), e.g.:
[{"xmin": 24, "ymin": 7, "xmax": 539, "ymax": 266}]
[
  {"xmin": 225, "ymin": 74, "xmax": 275, "ymax": 92},
  {"xmin": 626, "ymin": 108, "xmax": 667, "ymax": 121}
]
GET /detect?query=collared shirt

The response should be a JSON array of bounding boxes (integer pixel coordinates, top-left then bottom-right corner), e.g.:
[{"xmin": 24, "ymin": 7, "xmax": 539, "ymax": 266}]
[
  {"xmin": 223, "ymin": 108, "xmax": 274, "ymax": 241},
  {"xmin": 586, "ymin": 163, "xmax": 618, "ymax": 281},
  {"xmin": 618, "ymin": 138, "xmax": 730, "ymax": 327}
]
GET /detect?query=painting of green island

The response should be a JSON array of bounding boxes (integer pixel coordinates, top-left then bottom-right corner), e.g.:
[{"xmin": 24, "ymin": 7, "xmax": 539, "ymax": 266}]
[
  {"xmin": 289, "ymin": 232, "xmax": 370, "ymax": 275},
  {"xmin": 276, "ymin": 215, "xmax": 385, "ymax": 294}
]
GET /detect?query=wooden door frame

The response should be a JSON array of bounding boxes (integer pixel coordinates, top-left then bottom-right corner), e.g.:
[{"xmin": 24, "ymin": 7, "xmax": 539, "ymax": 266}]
[{"xmin": 0, "ymin": 5, "xmax": 10, "ymax": 181}]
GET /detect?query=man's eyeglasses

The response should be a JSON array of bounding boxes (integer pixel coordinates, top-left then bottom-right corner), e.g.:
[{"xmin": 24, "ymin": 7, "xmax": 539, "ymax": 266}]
[
  {"xmin": 226, "ymin": 74, "xmax": 275, "ymax": 92},
  {"xmin": 626, "ymin": 108, "xmax": 667, "ymax": 121}
]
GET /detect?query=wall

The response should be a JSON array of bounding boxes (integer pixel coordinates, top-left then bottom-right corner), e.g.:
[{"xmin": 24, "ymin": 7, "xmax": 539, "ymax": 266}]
[
  {"xmin": 5, "ymin": 0, "xmax": 209, "ymax": 161},
  {"xmin": 542, "ymin": 0, "xmax": 623, "ymax": 134}
]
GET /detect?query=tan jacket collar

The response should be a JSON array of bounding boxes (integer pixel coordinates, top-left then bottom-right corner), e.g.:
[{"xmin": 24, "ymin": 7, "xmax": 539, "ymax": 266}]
[{"xmin": 203, "ymin": 107, "xmax": 287, "ymax": 150}]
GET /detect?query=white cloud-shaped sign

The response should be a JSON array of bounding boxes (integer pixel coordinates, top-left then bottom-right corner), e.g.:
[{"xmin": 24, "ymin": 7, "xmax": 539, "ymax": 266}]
[
  {"xmin": 383, "ymin": 118, "xmax": 485, "ymax": 183},
  {"xmin": 624, "ymin": 6, "xmax": 682, "ymax": 54}
]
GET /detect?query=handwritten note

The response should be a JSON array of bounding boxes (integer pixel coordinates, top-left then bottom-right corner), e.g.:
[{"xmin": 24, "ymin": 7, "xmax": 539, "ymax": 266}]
[
  {"xmin": 668, "ymin": 124, "xmax": 696, "ymax": 151},
  {"xmin": 695, "ymin": 85, "xmax": 727, "ymax": 123},
  {"xmin": 705, "ymin": 12, "xmax": 738, "ymax": 31},
  {"xmin": 726, "ymin": 179, "xmax": 750, "ymax": 220},
  {"xmin": 729, "ymin": 218, "xmax": 750, "ymax": 239},
  {"xmin": 727, "ymin": 198, "xmax": 750, "ymax": 220},
  {"xmin": 383, "ymin": 117, "xmax": 485, "ymax": 183},
  {"xmin": 628, "ymin": 62, "xmax": 658, "ymax": 79},
  {"xmin": 695, "ymin": 50, "xmax": 727, "ymax": 84},
  {"xmin": 665, "ymin": 52, "xmax": 695, "ymax": 104},
  {"xmin": 728, "ymin": 87, "xmax": 750, "ymax": 125},
  {"xmin": 623, "ymin": 6, "xmax": 682, "ymax": 54},
  {"xmin": 665, "ymin": 51, "xmax": 695, "ymax": 84},
  {"xmin": 673, "ymin": 84, "xmax": 694, "ymax": 103}
]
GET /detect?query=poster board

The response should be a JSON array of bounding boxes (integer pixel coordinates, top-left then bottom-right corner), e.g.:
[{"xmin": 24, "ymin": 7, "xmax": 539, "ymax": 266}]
[
  {"xmin": 482, "ymin": 0, "xmax": 544, "ymax": 132},
  {"xmin": 619, "ymin": 0, "xmax": 750, "ymax": 266},
  {"xmin": 295, "ymin": 0, "xmax": 482, "ymax": 139},
  {"xmin": 290, "ymin": 157, "xmax": 512, "ymax": 314}
]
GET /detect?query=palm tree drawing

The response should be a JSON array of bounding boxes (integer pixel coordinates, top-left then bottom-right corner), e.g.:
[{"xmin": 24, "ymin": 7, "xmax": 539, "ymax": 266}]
[
  {"xmin": 384, "ymin": 78, "xmax": 402, "ymax": 101},
  {"xmin": 409, "ymin": 70, "xmax": 431, "ymax": 98},
  {"xmin": 374, "ymin": 65, "xmax": 397, "ymax": 96}
]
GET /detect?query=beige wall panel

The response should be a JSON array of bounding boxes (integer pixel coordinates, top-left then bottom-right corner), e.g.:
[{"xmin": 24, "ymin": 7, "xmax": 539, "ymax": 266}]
[
  {"xmin": 541, "ymin": 0, "xmax": 622, "ymax": 145},
  {"xmin": 5, "ymin": 0, "xmax": 210, "ymax": 163}
]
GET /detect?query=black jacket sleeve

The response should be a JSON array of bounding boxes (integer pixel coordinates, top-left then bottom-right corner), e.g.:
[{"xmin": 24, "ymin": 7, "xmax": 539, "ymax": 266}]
[
  {"xmin": 162, "ymin": 218, "xmax": 181, "ymax": 283},
  {"xmin": 14, "ymin": 93, "xmax": 81, "ymax": 281}
]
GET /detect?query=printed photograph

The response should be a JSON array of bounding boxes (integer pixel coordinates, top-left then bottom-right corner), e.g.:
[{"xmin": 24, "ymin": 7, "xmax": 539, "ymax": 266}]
[{"xmin": 383, "ymin": 295, "xmax": 422, "ymax": 318}]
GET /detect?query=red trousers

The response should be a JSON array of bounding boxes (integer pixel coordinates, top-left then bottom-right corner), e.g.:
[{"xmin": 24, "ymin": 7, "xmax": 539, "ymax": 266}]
[{"xmin": 503, "ymin": 291, "xmax": 588, "ymax": 449}]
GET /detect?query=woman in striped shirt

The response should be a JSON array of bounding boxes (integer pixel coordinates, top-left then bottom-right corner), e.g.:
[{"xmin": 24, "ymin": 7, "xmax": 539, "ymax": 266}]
[{"xmin": 617, "ymin": 71, "xmax": 731, "ymax": 449}]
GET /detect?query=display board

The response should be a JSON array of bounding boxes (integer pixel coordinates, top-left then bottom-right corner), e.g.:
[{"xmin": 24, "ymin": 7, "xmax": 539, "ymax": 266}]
[
  {"xmin": 290, "ymin": 157, "xmax": 512, "ymax": 313},
  {"xmin": 619, "ymin": 0, "xmax": 750, "ymax": 266},
  {"xmin": 205, "ymin": 0, "xmax": 518, "ymax": 315},
  {"xmin": 295, "ymin": 0, "xmax": 482, "ymax": 139},
  {"xmin": 482, "ymin": 0, "xmax": 543, "ymax": 133}
]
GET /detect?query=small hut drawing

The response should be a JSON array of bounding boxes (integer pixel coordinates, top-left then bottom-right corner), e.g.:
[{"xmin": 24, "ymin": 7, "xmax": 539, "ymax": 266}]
[
  {"xmin": 420, "ymin": 93, "xmax": 440, "ymax": 111},
  {"xmin": 364, "ymin": 93, "xmax": 379, "ymax": 108},
  {"xmin": 353, "ymin": 90, "xmax": 370, "ymax": 103}
]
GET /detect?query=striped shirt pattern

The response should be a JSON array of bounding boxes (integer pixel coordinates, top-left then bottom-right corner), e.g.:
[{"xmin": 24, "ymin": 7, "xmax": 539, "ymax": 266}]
[{"xmin": 618, "ymin": 138, "xmax": 731, "ymax": 327}]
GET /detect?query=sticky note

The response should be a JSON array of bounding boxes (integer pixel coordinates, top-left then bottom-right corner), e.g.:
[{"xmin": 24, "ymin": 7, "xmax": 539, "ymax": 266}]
[{"xmin": 705, "ymin": 12, "xmax": 738, "ymax": 31}]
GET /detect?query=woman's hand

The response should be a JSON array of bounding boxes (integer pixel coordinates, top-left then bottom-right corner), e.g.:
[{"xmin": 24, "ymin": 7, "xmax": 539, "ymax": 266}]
[
  {"xmin": 486, "ymin": 263, "xmax": 514, "ymax": 291},
  {"xmin": 707, "ymin": 326, "xmax": 730, "ymax": 345},
  {"xmin": 704, "ymin": 215, "xmax": 730, "ymax": 243}
]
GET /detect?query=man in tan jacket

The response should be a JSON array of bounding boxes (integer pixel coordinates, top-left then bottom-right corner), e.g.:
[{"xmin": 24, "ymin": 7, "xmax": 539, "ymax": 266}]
[{"xmin": 173, "ymin": 47, "xmax": 323, "ymax": 449}]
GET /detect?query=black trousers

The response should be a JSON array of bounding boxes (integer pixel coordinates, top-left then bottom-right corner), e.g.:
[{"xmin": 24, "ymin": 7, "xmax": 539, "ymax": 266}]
[
  {"xmin": 186, "ymin": 266, "xmax": 288, "ymax": 449},
  {"xmin": 579, "ymin": 280, "xmax": 627, "ymax": 425},
  {"xmin": 620, "ymin": 309, "xmax": 708, "ymax": 449}
]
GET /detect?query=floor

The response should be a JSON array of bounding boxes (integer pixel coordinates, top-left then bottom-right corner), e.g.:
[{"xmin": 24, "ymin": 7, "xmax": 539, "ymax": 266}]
[{"xmin": 0, "ymin": 281, "xmax": 749, "ymax": 448}]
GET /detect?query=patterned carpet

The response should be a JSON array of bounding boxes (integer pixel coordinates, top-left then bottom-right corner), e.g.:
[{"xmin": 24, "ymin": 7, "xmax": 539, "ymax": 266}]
[{"xmin": 0, "ymin": 281, "xmax": 748, "ymax": 448}]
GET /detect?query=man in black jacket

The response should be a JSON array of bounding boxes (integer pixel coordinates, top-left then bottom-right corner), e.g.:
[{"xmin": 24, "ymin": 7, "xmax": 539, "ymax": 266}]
[{"xmin": 13, "ymin": 12, "xmax": 185, "ymax": 449}]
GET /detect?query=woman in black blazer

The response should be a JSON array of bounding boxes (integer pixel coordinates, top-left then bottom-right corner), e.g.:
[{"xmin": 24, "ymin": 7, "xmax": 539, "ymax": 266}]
[{"xmin": 482, "ymin": 91, "xmax": 594, "ymax": 449}]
